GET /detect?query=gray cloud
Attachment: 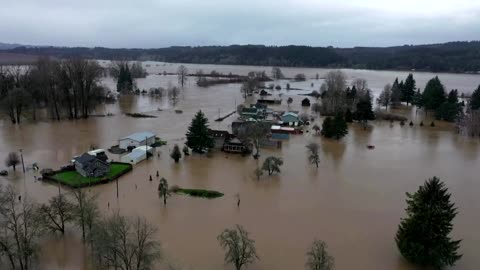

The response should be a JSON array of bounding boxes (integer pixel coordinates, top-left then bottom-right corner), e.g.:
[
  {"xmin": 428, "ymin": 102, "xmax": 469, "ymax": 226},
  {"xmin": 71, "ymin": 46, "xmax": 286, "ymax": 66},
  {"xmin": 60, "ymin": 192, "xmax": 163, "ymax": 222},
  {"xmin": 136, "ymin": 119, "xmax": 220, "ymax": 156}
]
[{"xmin": 1, "ymin": 0, "xmax": 479, "ymax": 48}]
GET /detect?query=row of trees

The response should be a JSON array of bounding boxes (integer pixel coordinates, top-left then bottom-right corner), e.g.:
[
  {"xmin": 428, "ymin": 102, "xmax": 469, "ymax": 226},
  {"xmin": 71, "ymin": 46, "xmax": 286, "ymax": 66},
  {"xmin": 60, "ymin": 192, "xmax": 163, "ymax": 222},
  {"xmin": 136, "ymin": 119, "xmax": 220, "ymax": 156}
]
[
  {"xmin": 0, "ymin": 58, "xmax": 107, "ymax": 123},
  {"xmin": 218, "ymin": 224, "xmax": 334, "ymax": 270},
  {"xmin": 0, "ymin": 186, "xmax": 162, "ymax": 270},
  {"xmin": 377, "ymin": 74, "xmax": 416, "ymax": 109}
]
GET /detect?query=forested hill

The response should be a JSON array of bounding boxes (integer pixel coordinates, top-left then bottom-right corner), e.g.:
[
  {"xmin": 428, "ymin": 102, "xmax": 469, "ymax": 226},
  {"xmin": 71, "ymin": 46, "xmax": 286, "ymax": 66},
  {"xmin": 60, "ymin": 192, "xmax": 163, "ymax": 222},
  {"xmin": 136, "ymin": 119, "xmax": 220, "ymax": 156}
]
[{"xmin": 4, "ymin": 41, "xmax": 480, "ymax": 73}]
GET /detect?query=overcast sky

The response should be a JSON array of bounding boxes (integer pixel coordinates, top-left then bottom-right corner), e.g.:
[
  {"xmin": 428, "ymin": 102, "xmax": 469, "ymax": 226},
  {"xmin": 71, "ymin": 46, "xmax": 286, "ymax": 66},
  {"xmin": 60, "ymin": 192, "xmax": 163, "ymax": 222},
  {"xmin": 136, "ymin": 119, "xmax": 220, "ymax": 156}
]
[{"xmin": 1, "ymin": 0, "xmax": 480, "ymax": 48}]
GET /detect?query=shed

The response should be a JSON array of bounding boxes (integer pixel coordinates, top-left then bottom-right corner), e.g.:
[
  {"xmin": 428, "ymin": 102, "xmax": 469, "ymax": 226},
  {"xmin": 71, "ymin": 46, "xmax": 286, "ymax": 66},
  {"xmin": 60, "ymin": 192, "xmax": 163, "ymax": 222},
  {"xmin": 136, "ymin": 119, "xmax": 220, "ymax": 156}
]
[
  {"xmin": 119, "ymin": 132, "xmax": 156, "ymax": 150},
  {"xmin": 120, "ymin": 149, "xmax": 147, "ymax": 165}
]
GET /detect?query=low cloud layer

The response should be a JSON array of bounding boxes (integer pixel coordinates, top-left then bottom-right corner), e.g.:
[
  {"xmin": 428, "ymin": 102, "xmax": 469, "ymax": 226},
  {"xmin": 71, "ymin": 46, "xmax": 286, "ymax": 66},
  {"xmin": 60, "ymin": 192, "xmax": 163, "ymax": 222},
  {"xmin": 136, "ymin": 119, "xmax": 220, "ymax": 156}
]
[{"xmin": 2, "ymin": 0, "xmax": 480, "ymax": 48}]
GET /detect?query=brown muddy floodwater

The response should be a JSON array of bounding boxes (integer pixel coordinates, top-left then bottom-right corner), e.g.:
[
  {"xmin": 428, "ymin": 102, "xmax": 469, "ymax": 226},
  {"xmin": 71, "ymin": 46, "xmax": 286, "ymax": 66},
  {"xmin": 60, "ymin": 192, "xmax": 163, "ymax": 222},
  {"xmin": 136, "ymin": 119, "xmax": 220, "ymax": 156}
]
[{"xmin": 0, "ymin": 63, "xmax": 480, "ymax": 270}]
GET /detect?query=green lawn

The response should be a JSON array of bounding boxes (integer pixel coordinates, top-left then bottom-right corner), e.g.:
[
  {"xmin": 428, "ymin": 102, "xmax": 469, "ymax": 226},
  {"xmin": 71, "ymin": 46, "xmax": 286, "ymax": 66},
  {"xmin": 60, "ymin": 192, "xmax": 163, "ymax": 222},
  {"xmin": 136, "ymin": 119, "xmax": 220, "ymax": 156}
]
[
  {"xmin": 174, "ymin": 188, "xmax": 224, "ymax": 199},
  {"xmin": 51, "ymin": 163, "xmax": 131, "ymax": 188}
]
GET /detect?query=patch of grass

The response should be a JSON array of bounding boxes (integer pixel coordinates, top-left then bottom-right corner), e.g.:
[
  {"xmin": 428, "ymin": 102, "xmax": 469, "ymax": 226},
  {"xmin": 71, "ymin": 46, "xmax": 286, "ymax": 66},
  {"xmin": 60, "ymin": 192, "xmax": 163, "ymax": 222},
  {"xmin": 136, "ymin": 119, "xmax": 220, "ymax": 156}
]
[
  {"xmin": 173, "ymin": 188, "xmax": 224, "ymax": 199},
  {"xmin": 125, "ymin": 113, "xmax": 157, "ymax": 118},
  {"xmin": 50, "ymin": 163, "xmax": 132, "ymax": 188}
]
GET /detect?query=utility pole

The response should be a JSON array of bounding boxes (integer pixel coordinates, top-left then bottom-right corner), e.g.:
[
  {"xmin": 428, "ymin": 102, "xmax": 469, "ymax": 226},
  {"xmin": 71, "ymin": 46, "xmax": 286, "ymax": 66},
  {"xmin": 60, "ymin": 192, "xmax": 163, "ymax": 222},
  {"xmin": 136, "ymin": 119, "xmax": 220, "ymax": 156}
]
[
  {"xmin": 145, "ymin": 136, "xmax": 148, "ymax": 160},
  {"xmin": 19, "ymin": 149, "xmax": 25, "ymax": 173}
]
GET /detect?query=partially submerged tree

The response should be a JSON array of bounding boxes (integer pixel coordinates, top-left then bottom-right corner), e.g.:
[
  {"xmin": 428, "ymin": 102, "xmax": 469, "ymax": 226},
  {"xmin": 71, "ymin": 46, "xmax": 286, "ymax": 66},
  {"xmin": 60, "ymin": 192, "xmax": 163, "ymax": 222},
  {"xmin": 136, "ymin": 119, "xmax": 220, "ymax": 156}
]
[
  {"xmin": 39, "ymin": 193, "xmax": 75, "ymax": 235},
  {"xmin": 306, "ymin": 142, "xmax": 320, "ymax": 168},
  {"xmin": 236, "ymin": 122, "xmax": 270, "ymax": 158},
  {"xmin": 261, "ymin": 156, "xmax": 283, "ymax": 176},
  {"xmin": 305, "ymin": 239, "xmax": 334, "ymax": 270},
  {"xmin": 271, "ymin": 67, "xmax": 284, "ymax": 80},
  {"xmin": 158, "ymin": 178, "xmax": 169, "ymax": 205},
  {"xmin": 320, "ymin": 70, "xmax": 348, "ymax": 115},
  {"xmin": 422, "ymin": 76, "xmax": 446, "ymax": 112},
  {"xmin": 91, "ymin": 214, "xmax": 162, "ymax": 270},
  {"xmin": 186, "ymin": 110, "xmax": 214, "ymax": 153},
  {"xmin": 377, "ymin": 84, "xmax": 392, "ymax": 109},
  {"xmin": 71, "ymin": 189, "xmax": 99, "ymax": 242},
  {"xmin": 396, "ymin": 177, "xmax": 462, "ymax": 269},
  {"xmin": 402, "ymin": 73, "xmax": 416, "ymax": 105},
  {"xmin": 0, "ymin": 185, "xmax": 43, "ymax": 270},
  {"xmin": 321, "ymin": 114, "xmax": 348, "ymax": 140},
  {"xmin": 182, "ymin": 145, "xmax": 190, "ymax": 156},
  {"xmin": 177, "ymin": 65, "xmax": 188, "ymax": 88},
  {"xmin": 254, "ymin": 167, "xmax": 263, "ymax": 181},
  {"xmin": 287, "ymin": 97, "xmax": 293, "ymax": 108},
  {"xmin": 5, "ymin": 152, "xmax": 20, "ymax": 171},
  {"xmin": 354, "ymin": 90, "xmax": 375, "ymax": 127},
  {"xmin": 170, "ymin": 144, "xmax": 182, "ymax": 163},
  {"xmin": 217, "ymin": 225, "xmax": 259, "ymax": 270},
  {"xmin": 470, "ymin": 85, "xmax": 480, "ymax": 110}
]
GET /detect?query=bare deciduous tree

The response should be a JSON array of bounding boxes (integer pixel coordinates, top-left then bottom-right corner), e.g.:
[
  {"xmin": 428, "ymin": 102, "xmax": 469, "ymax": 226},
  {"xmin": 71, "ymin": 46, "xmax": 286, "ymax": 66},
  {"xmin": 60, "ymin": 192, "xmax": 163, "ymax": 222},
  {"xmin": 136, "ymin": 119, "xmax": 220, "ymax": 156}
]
[
  {"xmin": 91, "ymin": 213, "xmax": 161, "ymax": 270},
  {"xmin": 177, "ymin": 65, "xmax": 188, "ymax": 88},
  {"xmin": 5, "ymin": 152, "xmax": 20, "ymax": 171},
  {"xmin": 305, "ymin": 239, "xmax": 334, "ymax": 270},
  {"xmin": 237, "ymin": 122, "xmax": 270, "ymax": 158},
  {"xmin": 271, "ymin": 67, "xmax": 284, "ymax": 80},
  {"xmin": 377, "ymin": 84, "xmax": 392, "ymax": 110},
  {"xmin": 158, "ymin": 178, "xmax": 169, "ymax": 205},
  {"xmin": 320, "ymin": 71, "xmax": 348, "ymax": 115},
  {"xmin": 261, "ymin": 156, "xmax": 283, "ymax": 176},
  {"xmin": 0, "ymin": 185, "xmax": 43, "ymax": 270},
  {"xmin": 306, "ymin": 142, "xmax": 320, "ymax": 168},
  {"xmin": 39, "ymin": 193, "xmax": 75, "ymax": 235},
  {"xmin": 217, "ymin": 225, "xmax": 259, "ymax": 270},
  {"xmin": 71, "ymin": 189, "xmax": 99, "ymax": 242}
]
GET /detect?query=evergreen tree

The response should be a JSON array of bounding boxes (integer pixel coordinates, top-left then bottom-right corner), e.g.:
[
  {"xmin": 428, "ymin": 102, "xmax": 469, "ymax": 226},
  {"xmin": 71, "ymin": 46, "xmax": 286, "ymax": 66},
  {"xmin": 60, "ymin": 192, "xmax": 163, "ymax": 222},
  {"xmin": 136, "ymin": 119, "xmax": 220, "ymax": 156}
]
[
  {"xmin": 436, "ymin": 90, "xmax": 462, "ymax": 122},
  {"xmin": 345, "ymin": 109, "xmax": 353, "ymax": 123},
  {"xmin": 355, "ymin": 90, "xmax": 375, "ymax": 123},
  {"xmin": 412, "ymin": 89, "xmax": 423, "ymax": 108},
  {"xmin": 470, "ymin": 85, "xmax": 480, "ymax": 110},
  {"xmin": 321, "ymin": 114, "xmax": 348, "ymax": 140},
  {"xmin": 402, "ymin": 73, "xmax": 416, "ymax": 105},
  {"xmin": 391, "ymin": 78, "xmax": 403, "ymax": 106},
  {"xmin": 186, "ymin": 110, "xmax": 214, "ymax": 153},
  {"xmin": 170, "ymin": 144, "xmax": 182, "ymax": 162},
  {"xmin": 422, "ymin": 76, "xmax": 446, "ymax": 111},
  {"xmin": 396, "ymin": 177, "xmax": 462, "ymax": 269},
  {"xmin": 116, "ymin": 63, "xmax": 133, "ymax": 92}
]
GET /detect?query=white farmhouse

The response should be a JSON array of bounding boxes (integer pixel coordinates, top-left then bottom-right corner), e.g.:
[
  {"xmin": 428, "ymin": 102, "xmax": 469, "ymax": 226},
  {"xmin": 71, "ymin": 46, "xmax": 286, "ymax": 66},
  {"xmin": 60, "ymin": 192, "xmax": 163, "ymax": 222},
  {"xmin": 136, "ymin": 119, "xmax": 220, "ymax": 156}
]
[{"xmin": 119, "ymin": 132, "xmax": 156, "ymax": 150}]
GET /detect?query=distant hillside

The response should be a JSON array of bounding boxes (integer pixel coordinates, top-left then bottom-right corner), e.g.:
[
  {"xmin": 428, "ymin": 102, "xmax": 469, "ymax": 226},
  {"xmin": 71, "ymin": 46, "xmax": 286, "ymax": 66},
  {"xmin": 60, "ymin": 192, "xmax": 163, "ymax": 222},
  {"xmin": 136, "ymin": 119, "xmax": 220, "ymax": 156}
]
[
  {"xmin": 4, "ymin": 41, "xmax": 480, "ymax": 73},
  {"xmin": 0, "ymin": 42, "xmax": 24, "ymax": 50}
]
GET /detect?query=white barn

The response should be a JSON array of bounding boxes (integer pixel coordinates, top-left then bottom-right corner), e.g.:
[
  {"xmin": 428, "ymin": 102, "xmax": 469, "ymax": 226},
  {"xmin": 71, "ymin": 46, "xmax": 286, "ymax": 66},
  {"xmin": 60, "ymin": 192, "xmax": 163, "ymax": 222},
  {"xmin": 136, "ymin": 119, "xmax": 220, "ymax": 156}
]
[
  {"xmin": 119, "ymin": 132, "xmax": 156, "ymax": 150},
  {"xmin": 121, "ymin": 148, "xmax": 147, "ymax": 164}
]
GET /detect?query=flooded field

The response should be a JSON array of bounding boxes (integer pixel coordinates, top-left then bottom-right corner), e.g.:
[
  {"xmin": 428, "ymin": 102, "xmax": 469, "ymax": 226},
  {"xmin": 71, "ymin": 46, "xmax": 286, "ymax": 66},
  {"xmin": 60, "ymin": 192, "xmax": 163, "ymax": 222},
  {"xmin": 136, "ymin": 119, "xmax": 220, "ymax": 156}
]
[{"xmin": 0, "ymin": 63, "xmax": 479, "ymax": 270}]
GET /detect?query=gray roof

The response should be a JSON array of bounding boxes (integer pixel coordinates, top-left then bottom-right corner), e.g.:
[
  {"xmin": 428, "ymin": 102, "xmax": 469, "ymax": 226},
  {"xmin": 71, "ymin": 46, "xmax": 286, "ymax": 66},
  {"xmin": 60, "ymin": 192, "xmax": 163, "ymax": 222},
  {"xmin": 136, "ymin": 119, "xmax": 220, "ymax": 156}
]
[
  {"xmin": 125, "ymin": 149, "xmax": 146, "ymax": 160},
  {"xmin": 121, "ymin": 131, "xmax": 155, "ymax": 142},
  {"xmin": 74, "ymin": 153, "xmax": 96, "ymax": 164}
]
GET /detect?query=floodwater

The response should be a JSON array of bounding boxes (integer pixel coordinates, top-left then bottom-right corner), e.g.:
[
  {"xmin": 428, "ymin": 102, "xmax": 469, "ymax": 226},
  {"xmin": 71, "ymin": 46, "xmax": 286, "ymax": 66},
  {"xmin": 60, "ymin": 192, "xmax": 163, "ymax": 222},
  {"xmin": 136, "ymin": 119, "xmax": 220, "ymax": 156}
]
[{"xmin": 0, "ymin": 63, "xmax": 480, "ymax": 270}]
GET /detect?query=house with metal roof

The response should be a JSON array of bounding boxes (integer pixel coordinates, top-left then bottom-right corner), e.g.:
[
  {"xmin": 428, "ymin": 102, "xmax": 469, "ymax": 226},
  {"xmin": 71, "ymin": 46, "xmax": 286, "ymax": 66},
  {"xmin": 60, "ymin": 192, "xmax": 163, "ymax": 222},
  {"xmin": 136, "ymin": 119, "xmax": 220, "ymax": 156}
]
[
  {"xmin": 281, "ymin": 112, "xmax": 299, "ymax": 126},
  {"xmin": 119, "ymin": 131, "xmax": 156, "ymax": 150},
  {"xmin": 120, "ymin": 148, "xmax": 148, "ymax": 164}
]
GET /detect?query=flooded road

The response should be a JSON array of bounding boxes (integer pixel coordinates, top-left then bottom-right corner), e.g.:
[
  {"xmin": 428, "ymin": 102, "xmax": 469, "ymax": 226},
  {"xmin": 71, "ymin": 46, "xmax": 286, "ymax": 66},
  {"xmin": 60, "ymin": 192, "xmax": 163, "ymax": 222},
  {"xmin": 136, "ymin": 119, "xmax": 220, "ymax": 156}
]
[{"xmin": 0, "ymin": 63, "xmax": 479, "ymax": 270}]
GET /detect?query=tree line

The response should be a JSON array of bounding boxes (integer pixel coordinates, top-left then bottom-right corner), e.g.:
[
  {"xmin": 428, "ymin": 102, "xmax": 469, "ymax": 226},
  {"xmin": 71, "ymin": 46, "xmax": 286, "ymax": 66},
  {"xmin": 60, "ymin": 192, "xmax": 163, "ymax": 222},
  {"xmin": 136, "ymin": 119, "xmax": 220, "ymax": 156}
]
[
  {"xmin": 0, "ymin": 185, "xmax": 161, "ymax": 270},
  {"xmin": 0, "ymin": 58, "xmax": 109, "ymax": 124},
  {"xmin": 8, "ymin": 41, "xmax": 480, "ymax": 72}
]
